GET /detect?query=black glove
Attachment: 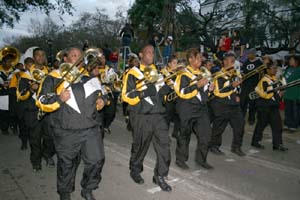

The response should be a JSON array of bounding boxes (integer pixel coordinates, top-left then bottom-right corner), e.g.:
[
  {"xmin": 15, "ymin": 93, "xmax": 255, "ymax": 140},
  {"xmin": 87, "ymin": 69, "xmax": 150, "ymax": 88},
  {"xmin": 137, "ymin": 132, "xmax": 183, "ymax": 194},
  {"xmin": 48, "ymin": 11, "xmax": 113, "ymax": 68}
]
[{"xmin": 139, "ymin": 84, "xmax": 157, "ymax": 99}]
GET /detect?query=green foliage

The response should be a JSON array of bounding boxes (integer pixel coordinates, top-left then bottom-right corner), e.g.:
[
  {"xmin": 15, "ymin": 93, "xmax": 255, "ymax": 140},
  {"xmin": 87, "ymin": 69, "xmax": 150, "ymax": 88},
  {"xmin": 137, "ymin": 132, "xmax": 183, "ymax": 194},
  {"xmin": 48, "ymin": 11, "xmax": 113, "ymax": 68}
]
[{"xmin": 0, "ymin": 0, "xmax": 73, "ymax": 28}]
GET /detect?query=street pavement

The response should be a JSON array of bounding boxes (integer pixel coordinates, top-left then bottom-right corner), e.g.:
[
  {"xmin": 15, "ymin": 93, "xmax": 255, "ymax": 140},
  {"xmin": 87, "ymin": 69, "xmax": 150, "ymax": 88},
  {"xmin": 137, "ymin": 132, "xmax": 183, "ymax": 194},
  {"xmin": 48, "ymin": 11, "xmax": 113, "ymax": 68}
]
[{"xmin": 1, "ymin": 110, "xmax": 300, "ymax": 200}]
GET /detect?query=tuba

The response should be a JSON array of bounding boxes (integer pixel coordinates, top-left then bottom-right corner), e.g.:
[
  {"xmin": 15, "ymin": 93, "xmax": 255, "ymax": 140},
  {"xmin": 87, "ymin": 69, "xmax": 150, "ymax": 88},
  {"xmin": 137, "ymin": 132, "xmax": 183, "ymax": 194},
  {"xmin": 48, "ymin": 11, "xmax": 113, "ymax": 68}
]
[{"xmin": 0, "ymin": 46, "xmax": 20, "ymax": 66}]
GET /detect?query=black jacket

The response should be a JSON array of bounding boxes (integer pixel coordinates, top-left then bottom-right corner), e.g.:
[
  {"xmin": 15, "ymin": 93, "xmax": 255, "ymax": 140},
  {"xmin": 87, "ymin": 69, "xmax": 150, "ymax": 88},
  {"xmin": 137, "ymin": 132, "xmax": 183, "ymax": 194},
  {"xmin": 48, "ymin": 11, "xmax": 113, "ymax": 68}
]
[
  {"xmin": 36, "ymin": 69, "xmax": 108, "ymax": 130},
  {"xmin": 121, "ymin": 64, "xmax": 166, "ymax": 115}
]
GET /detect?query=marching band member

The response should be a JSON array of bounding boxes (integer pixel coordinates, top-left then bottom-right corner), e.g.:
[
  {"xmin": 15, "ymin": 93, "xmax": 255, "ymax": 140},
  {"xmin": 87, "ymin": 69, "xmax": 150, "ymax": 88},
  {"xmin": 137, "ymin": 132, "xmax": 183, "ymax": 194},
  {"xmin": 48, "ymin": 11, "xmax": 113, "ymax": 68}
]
[
  {"xmin": 122, "ymin": 44, "xmax": 172, "ymax": 192},
  {"xmin": 17, "ymin": 48, "xmax": 55, "ymax": 171},
  {"xmin": 174, "ymin": 48, "xmax": 213, "ymax": 170},
  {"xmin": 0, "ymin": 54, "xmax": 14, "ymax": 135},
  {"xmin": 36, "ymin": 47, "xmax": 109, "ymax": 200},
  {"xmin": 160, "ymin": 55, "xmax": 180, "ymax": 139},
  {"xmin": 251, "ymin": 61, "xmax": 288, "ymax": 151},
  {"xmin": 99, "ymin": 55, "xmax": 118, "ymax": 135},
  {"xmin": 122, "ymin": 54, "xmax": 140, "ymax": 131},
  {"xmin": 209, "ymin": 52, "xmax": 246, "ymax": 156}
]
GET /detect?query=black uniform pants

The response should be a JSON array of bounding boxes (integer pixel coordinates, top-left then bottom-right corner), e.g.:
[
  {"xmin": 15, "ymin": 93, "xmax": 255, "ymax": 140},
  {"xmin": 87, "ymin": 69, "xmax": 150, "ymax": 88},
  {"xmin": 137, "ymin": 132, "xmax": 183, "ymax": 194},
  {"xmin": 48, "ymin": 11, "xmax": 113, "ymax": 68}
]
[
  {"xmin": 53, "ymin": 126, "xmax": 105, "ymax": 194},
  {"xmin": 176, "ymin": 110, "xmax": 211, "ymax": 164},
  {"xmin": 0, "ymin": 110, "xmax": 9, "ymax": 132},
  {"xmin": 165, "ymin": 102, "xmax": 180, "ymax": 136},
  {"xmin": 28, "ymin": 118, "xmax": 55, "ymax": 166},
  {"xmin": 103, "ymin": 94, "xmax": 118, "ymax": 129},
  {"xmin": 210, "ymin": 106, "xmax": 244, "ymax": 149},
  {"xmin": 240, "ymin": 88, "xmax": 256, "ymax": 123},
  {"xmin": 129, "ymin": 113, "xmax": 171, "ymax": 177},
  {"xmin": 252, "ymin": 107, "xmax": 283, "ymax": 146}
]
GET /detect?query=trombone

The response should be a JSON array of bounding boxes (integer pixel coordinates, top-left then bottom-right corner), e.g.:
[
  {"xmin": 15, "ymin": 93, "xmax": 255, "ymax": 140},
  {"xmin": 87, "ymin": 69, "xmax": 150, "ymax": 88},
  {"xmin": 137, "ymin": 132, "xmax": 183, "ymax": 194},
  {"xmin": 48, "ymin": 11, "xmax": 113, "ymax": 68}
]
[
  {"xmin": 37, "ymin": 48, "xmax": 102, "ymax": 120},
  {"xmin": 249, "ymin": 78, "xmax": 300, "ymax": 100},
  {"xmin": 241, "ymin": 65, "xmax": 266, "ymax": 82},
  {"xmin": 166, "ymin": 67, "xmax": 212, "ymax": 102},
  {"xmin": 126, "ymin": 67, "xmax": 184, "ymax": 95}
]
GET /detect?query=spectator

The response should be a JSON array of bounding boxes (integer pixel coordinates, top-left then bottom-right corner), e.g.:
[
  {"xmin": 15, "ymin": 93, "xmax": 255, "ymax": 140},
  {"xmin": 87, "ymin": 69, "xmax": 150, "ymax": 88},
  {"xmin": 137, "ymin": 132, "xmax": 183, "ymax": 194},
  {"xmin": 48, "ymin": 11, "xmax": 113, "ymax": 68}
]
[
  {"xmin": 120, "ymin": 23, "xmax": 134, "ymax": 47},
  {"xmin": 283, "ymin": 55, "xmax": 300, "ymax": 132},
  {"xmin": 162, "ymin": 36, "xmax": 173, "ymax": 65},
  {"xmin": 232, "ymin": 30, "xmax": 247, "ymax": 58},
  {"xmin": 109, "ymin": 48, "xmax": 119, "ymax": 72},
  {"xmin": 217, "ymin": 32, "xmax": 232, "ymax": 59}
]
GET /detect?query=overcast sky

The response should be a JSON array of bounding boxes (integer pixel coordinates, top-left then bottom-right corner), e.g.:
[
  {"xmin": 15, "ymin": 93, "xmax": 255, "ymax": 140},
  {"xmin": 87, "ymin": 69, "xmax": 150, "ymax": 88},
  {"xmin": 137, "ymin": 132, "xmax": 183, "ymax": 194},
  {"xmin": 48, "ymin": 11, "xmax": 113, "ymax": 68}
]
[{"xmin": 0, "ymin": 0, "xmax": 133, "ymax": 46}]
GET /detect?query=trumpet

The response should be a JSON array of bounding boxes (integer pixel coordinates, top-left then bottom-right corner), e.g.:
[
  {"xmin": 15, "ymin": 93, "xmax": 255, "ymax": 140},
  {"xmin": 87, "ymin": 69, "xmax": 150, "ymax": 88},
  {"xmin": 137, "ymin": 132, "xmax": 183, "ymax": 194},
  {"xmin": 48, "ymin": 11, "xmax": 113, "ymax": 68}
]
[{"xmin": 166, "ymin": 67, "xmax": 211, "ymax": 102}]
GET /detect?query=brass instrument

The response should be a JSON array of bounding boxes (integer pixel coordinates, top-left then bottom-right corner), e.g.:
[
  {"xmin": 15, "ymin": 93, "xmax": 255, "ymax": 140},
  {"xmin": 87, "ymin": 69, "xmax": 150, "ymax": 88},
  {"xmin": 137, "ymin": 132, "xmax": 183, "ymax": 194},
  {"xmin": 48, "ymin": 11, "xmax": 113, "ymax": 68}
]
[
  {"xmin": 0, "ymin": 46, "xmax": 20, "ymax": 66},
  {"xmin": 32, "ymin": 69, "xmax": 46, "ymax": 83},
  {"xmin": 126, "ymin": 66, "xmax": 182, "ymax": 95},
  {"xmin": 241, "ymin": 65, "xmax": 266, "ymax": 81},
  {"xmin": 55, "ymin": 50, "xmax": 65, "ymax": 63},
  {"xmin": 166, "ymin": 67, "xmax": 212, "ymax": 102},
  {"xmin": 249, "ymin": 78, "xmax": 299, "ymax": 100},
  {"xmin": 37, "ymin": 48, "xmax": 102, "ymax": 120}
]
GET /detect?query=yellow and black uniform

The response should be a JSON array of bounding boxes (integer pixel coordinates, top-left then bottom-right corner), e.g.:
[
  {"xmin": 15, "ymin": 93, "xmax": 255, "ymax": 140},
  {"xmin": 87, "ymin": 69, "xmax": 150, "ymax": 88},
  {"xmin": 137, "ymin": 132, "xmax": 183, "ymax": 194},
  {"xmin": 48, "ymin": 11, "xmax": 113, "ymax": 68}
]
[
  {"xmin": 0, "ymin": 65, "xmax": 14, "ymax": 133},
  {"xmin": 173, "ymin": 65, "xmax": 212, "ymax": 166},
  {"xmin": 99, "ymin": 65, "xmax": 118, "ymax": 134},
  {"xmin": 17, "ymin": 64, "xmax": 55, "ymax": 169},
  {"xmin": 251, "ymin": 74, "xmax": 284, "ymax": 148},
  {"xmin": 160, "ymin": 66, "xmax": 180, "ymax": 138},
  {"xmin": 210, "ymin": 68, "xmax": 244, "ymax": 151},
  {"xmin": 36, "ymin": 68, "xmax": 109, "ymax": 195},
  {"xmin": 122, "ymin": 64, "xmax": 171, "ymax": 179},
  {"xmin": 9, "ymin": 69, "xmax": 28, "ymax": 145}
]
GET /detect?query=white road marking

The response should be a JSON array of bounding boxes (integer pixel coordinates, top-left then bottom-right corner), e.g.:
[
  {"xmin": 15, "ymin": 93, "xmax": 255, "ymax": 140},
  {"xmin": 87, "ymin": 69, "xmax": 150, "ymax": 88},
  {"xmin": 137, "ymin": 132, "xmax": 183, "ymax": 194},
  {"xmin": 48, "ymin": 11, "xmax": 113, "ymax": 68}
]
[{"xmin": 225, "ymin": 158, "xmax": 236, "ymax": 162}]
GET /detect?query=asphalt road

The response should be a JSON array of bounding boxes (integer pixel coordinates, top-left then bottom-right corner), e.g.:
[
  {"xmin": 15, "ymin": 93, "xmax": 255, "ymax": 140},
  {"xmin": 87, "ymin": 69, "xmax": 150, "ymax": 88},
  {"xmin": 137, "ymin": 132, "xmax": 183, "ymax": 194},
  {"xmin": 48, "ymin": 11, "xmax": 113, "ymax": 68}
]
[{"xmin": 0, "ymin": 110, "xmax": 300, "ymax": 200}]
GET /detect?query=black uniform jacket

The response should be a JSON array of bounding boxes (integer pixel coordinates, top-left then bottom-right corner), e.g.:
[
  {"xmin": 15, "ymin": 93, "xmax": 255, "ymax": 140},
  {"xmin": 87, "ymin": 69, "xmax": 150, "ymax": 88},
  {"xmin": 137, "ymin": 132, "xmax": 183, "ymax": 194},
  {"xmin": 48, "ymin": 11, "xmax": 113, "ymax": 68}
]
[
  {"xmin": 36, "ymin": 69, "xmax": 108, "ymax": 130},
  {"xmin": 121, "ymin": 64, "xmax": 166, "ymax": 115},
  {"xmin": 255, "ymin": 74, "xmax": 281, "ymax": 108},
  {"xmin": 174, "ymin": 66, "xmax": 209, "ymax": 118}
]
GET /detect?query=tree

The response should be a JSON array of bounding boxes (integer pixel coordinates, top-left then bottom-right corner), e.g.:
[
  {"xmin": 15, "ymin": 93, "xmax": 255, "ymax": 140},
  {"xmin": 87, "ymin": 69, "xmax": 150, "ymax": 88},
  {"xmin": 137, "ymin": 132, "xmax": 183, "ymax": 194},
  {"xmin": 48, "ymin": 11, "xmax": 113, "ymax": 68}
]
[
  {"xmin": 0, "ymin": 0, "xmax": 73, "ymax": 28},
  {"xmin": 128, "ymin": 0, "xmax": 165, "ymax": 40}
]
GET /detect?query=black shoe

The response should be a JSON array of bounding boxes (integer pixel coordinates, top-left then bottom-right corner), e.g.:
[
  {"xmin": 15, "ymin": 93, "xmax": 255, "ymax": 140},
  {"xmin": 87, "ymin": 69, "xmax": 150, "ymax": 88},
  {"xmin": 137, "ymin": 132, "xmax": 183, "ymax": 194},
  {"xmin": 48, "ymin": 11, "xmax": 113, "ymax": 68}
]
[
  {"xmin": 251, "ymin": 142, "xmax": 265, "ymax": 149},
  {"xmin": 130, "ymin": 172, "xmax": 144, "ymax": 184},
  {"xmin": 33, "ymin": 165, "xmax": 42, "ymax": 172},
  {"xmin": 21, "ymin": 142, "xmax": 28, "ymax": 150},
  {"xmin": 231, "ymin": 148, "xmax": 246, "ymax": 157},
  {"xmin": 153, "ymin": 176, "xmax": 172, "ymax": 192},
  {"xmin": 197, "ymin": 162, "xmax": 214, "ymax": 170},
  {"xmin": 273, "ymin": 145, "xmax": 288, "ymax": 152},
  {"xmin": 210, "ymin": 147, "xmax": 225, "ymax": 155},
  {"xmin": 45, "ymin": 157, "xmax": 55, "ymax": 168},
  {"xmin": 81, "ymin": 190, "xmax": 95, "ymax": 200},
  {"xmin": 175, "ymin": 160, "xmax": 189, "ymax": 170},
  {"xmin": 59, "ymin": 193, "xmax": 71, "ymax": 200}
]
